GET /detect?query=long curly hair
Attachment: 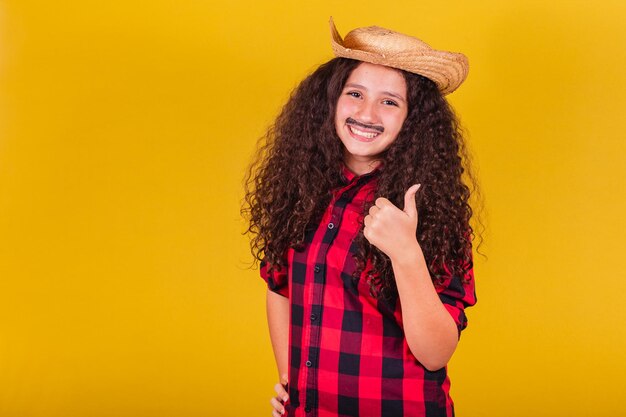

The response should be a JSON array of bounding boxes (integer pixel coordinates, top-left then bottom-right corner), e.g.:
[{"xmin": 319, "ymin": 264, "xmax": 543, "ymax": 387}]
[{"xmin": 243, "ymin": 57, "xmax": 481, "ymax": 299}]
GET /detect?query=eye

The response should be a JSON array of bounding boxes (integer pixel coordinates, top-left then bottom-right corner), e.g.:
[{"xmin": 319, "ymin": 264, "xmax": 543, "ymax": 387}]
[
  {"xmin": 382, "ymin": 99, "xmax": 399, "ymax": 106},
  {"xmin": 346, "ymin": 91, "xmax": 362, "ymax": 99}
]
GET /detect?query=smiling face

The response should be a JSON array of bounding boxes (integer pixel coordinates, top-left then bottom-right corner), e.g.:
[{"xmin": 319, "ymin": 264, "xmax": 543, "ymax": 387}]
[{"xmin": 334, "ymin": 62, "xmax": 409, "ymax": 175}]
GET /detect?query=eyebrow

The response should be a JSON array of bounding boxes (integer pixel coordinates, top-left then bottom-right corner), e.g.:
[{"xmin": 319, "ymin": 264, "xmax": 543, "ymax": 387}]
[{"xmin": 344, "ymin": 82, "xmax": 407, "ymax": 103}]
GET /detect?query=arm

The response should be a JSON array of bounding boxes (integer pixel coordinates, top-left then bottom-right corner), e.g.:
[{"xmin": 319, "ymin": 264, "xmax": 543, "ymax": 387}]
[
  {"xmin": 363, "ymin": 185, "xmax": 458, "ymax": 371},
  {"xmin": 266, "ymin": 289, "xmax": 289, "ymax": 378},
  {"xmin": 390, "ymin": 244, "xmax": 458, "ymax": 371},
  {"xmin": 267, "ymin": 289, "xmax": 290, "ymax": 415}
]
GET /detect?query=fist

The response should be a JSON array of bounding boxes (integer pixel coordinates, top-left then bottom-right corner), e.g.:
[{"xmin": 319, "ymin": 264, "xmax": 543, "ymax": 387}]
[{"xmin": 363, "ymin": 184, "xmax": 421, "ymax": 260}]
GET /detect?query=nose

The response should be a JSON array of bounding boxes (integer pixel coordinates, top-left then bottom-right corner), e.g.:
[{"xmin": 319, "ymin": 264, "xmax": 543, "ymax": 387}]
[{"xmin": 354, "ymin": 99, "xmax": 379, "ymax": 124}]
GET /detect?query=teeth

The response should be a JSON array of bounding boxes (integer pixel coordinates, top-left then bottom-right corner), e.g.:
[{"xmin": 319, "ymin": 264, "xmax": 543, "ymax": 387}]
[{"xmin": 349, "ymin": 126, "xmax": 379, "ymax": 139}]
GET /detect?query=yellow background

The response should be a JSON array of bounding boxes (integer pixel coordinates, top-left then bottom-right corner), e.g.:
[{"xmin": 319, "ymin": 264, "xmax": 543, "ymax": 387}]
[{"xmin": 1, "ymin": 1, "xmax": 625, "ymax": 416}]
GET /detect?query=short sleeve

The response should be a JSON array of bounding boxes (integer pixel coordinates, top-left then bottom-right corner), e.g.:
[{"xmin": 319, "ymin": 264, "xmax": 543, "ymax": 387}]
[
  {"xmin": 435, "ymin": 258, "xmax": 477, "ymax": 337},
  {"xmin": 260, "ymin": 258, "xmax": 289, "ymax": 298}
]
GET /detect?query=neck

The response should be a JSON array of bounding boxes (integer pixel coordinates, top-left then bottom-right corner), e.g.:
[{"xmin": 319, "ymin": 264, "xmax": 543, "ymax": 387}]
[{"xmin": 344, "ymin": 155, "xmax": 382, "ymax": 176}]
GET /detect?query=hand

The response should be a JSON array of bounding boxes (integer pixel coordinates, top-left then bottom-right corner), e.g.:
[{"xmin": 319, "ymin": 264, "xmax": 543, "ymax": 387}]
[
  {"xmin": 270, "ymin": 374, "xmax": 289, "ymax": 417},
  {"xmin": 363, "ymin": 184, "xmax": 421, "ymax": 261}
]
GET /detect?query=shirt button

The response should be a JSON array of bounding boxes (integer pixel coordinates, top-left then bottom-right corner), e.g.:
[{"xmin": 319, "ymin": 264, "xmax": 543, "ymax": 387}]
[
  {"xmin": 327, "ymin": 222, "xmax": 335, "ymax": 229},
  {"xmin": 305, "ymin": 406, "xmax": 312, "ymax": 413},
  {"xmin": 305, "ymin": 360, "xmax": 312, "ymax": 367},
  {"xmin": 314, "ymin": 266, "xmax": 320, "ymax": 273},
  {"xmin": 310, "ymin": 314, "xmax": 317, "ymax": 321}
]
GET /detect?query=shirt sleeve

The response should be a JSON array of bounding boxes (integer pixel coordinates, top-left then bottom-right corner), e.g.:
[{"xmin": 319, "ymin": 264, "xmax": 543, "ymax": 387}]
[
  {"xmin": 260, "ymin": 258, "xmax": 289, "ymax": 298},
  {"xmin": 435, "ymin": 258, "xmax": 477, "ymax": 337}
]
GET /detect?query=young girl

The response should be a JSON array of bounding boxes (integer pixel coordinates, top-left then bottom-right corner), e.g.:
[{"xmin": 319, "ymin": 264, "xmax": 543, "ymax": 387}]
[{"xmin": 244, "ymin": 19, "xmax": 479, "ymax": 417}]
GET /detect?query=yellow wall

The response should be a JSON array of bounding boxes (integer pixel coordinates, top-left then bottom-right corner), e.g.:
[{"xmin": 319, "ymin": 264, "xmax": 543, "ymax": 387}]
[{"xmin": 1, "ymin": 1, "xmax": 625, "ymax": 416}]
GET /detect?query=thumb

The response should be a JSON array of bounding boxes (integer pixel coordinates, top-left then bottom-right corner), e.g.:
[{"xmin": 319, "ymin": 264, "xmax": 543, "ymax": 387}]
[{"xmin": 403, "ymin": 184, "xmax": 421, "ymax": 218}]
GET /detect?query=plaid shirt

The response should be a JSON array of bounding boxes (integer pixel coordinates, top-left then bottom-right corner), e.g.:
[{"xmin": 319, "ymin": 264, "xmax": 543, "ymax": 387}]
[{"xmin": 261, "ymin": 167, "xmax": 476, "ymax": 417}]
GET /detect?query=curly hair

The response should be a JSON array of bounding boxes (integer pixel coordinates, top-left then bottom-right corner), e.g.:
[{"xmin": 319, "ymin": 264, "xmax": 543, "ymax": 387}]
[{"xmin": 243, "ymin": 57, "xmax": 481, "ymax": 299}]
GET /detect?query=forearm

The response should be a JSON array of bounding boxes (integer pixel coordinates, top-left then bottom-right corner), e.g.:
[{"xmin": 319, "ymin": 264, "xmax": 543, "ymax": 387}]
[
  {"xmin": 266, "ymin": 289, "xmax": 290, "ymax": 378},
  {"xmin": 391, "ymin": 244, "xmax": 458, "ymax": 371}
]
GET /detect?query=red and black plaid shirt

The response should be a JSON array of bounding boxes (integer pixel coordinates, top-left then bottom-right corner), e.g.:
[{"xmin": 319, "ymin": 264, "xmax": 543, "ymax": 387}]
[{"xmin": 261, "ymin": 167, "xmax": 476, "ymax": 417}]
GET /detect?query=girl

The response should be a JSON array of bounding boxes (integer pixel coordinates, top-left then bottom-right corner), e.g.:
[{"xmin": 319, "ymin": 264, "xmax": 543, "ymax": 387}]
[{"xmin": 244, "ymin": 19, "xmax": 479, "ymax": 417}]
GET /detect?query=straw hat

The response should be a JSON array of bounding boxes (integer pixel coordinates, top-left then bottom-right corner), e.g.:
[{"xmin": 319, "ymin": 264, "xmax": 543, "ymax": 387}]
[{"xmin": 329, "ymin": 17, "xmax": 469, "ymax": 95}]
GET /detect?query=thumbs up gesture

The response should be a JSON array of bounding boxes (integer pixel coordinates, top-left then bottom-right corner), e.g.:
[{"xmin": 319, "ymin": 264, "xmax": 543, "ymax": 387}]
[{"xmin": 363, "ymin": 184, "xmax": 422, "ymax": 261}]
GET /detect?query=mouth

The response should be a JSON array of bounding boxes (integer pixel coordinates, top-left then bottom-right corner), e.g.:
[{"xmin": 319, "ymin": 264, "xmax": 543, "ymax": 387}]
[
  {"xmin": 345, "ymin": 117, "xmax": 384, "ymax": 142},
  {"xmin": 347, "ymin": 125, "xmax": 381, "ymax": 142}
]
